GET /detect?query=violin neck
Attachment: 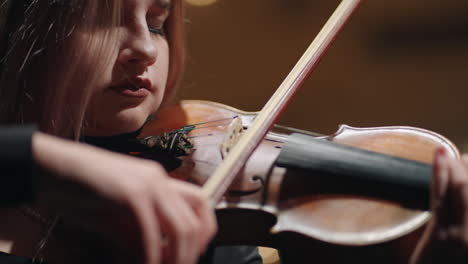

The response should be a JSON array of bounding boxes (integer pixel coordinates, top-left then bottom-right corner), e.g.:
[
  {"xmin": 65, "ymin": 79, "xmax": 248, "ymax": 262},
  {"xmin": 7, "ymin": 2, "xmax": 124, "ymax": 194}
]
[{"xmin": 276, "ymin": 133, "xmax": 431, "ymax": 210}]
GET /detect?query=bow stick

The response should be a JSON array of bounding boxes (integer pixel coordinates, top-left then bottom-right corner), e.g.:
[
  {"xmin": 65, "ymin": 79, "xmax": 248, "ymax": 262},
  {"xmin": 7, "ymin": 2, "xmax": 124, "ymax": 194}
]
[{"xmin": 203, "ymin": 0, "xmax": 362, "ymax": 203}]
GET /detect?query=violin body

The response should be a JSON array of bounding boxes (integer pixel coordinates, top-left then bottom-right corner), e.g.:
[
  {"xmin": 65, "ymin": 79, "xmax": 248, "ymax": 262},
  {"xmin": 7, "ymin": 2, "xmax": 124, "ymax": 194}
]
[{"xmin": 140, "ymin": 100, "xmax": 459, "ymax": 263}]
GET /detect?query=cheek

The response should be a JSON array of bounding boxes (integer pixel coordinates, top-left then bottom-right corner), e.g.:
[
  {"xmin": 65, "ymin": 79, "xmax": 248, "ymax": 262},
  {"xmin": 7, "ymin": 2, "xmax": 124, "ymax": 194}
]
[
  {"xmin": 149, "ymin": 41, "xmax": 171, "ymax": 107},
  {"xmin": 157, "ymin": 41, "xmax": 171, "ymax": 84}
]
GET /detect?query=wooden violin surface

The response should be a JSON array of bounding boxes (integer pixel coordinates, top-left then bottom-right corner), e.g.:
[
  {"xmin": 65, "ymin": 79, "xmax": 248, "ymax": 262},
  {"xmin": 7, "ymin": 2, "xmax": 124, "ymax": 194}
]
[{"xmin": 140, "ymin": 100, "xmax": 459, "ymax": 263}]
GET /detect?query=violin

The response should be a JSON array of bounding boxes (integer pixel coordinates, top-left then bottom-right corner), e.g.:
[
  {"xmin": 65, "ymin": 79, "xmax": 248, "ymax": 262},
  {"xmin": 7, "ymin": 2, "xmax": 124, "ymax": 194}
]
[
  {"xmin": 136, "ymin": 99, "xmax": 458, "ymax": 263},
  {"xmin": 106, "ymin": 0, "xmax": 460, "ymax": 262}
]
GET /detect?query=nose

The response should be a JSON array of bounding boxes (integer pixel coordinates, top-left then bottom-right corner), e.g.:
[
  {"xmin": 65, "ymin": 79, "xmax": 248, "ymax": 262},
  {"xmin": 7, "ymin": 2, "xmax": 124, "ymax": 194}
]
[{"xmin": 118, "ymin": 28, "xmax": 158, "ymax": 72}]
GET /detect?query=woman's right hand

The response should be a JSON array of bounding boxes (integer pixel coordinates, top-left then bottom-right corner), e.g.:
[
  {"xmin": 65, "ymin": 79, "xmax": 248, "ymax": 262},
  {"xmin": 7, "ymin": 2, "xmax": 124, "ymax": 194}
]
[{"xmin": 32, "ymin": 132, "xmax": 217, "ymax": 264}]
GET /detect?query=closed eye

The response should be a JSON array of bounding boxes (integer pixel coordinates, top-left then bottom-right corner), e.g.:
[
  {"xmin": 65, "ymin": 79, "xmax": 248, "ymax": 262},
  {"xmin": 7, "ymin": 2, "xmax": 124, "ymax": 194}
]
[
  {"xmin": 149, "ymin": 26, "xmax": 165, "ymax": 35},
  {"xmin": 147, "ymin": 0, "xmax": 170, "ymax": 36}
]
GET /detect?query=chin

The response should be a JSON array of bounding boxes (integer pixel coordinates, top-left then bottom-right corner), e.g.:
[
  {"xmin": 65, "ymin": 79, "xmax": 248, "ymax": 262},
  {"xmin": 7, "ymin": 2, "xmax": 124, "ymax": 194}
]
[
  {"xmin": 84, "ymin": 107, "xmax": 154, "ymax": 137},
  {"xmin": 111, "ymin": 108, "xmax": 152, "ymax": 134}
]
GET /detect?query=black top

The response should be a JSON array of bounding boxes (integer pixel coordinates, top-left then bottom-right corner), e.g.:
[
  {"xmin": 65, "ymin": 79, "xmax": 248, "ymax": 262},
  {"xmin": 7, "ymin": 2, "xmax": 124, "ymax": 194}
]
[
  {"xmin": 0, "ymin": 252, "xmax": 37, "ymax": 264},
  {"xmin": 0, "ymin": 247, "xmax": 262, "ymax": 264},
  {"xmin": 0, "ymin": 125, "xmax": 36, "ymax": 205},
  {"xmin": 0, "ymin": 126, "xmax": 37, "ymax": 264}
]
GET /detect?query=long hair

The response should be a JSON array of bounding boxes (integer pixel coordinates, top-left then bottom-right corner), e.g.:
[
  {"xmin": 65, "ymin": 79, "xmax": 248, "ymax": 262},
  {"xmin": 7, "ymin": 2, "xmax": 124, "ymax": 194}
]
[{"xmin": 0, "ymin": 0, "xmax": 184, "ymax": 139}]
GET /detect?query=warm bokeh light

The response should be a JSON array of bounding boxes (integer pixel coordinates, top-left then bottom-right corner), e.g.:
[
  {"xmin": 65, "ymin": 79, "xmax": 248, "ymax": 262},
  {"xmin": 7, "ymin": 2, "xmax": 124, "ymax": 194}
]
[
  {"xmin": 185, "ymin": 0, "xmax": 217, "ymax": 6},
  {"xmin": 182, "ymin": 0, "xmax": 468, "ymax": 150}
]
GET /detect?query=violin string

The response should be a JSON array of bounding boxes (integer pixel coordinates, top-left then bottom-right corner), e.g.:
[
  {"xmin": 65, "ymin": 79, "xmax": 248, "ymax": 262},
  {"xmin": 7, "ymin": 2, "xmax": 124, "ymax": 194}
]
[
  {"xmin": 188, "ymin": 116, "xmax": 238, "ymax": 129},
  {"xmin": 190, "ymin": 158, "xmax": 219, "ymax": 166},
  {"xmin": 166, "ymin": 116, "xmax": 238, "ymax": 139},
  {"xmin": 164, "ymin": 116, "xmax": 238, "ymax": 136},
  {"xmin": 273, "ymin": 124, "xmax": 327, "ymax": 138},
  {"xmin": 186, "ymin": 119, "xmax": 326, "ymax": 139},
  {"xmin": 187, "ymin": 133, "xmax": 214, "ymax": 139},
  {"xmin": 188, "ymin": 123, "xmax": 231, "ymax": 131}
]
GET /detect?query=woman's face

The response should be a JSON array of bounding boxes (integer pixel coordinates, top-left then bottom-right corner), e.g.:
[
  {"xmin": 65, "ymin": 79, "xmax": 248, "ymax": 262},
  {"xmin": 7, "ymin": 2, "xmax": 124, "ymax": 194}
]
[{"xmin": 81, "ymin": 0, "xmax": 172, "ymax": 136}]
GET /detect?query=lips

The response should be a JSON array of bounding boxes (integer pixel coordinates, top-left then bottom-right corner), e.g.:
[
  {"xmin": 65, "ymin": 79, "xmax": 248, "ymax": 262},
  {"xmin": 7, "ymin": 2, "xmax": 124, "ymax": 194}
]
[{"xmin": 110, "ymin": 77, "xmax": 153, "ymax": 98}]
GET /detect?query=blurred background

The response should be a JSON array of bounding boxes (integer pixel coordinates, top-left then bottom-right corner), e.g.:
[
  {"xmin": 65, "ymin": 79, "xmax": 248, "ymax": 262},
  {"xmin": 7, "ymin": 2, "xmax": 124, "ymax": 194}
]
[{"xmin": 178, "ymin": 0, "xmax": 468, "ymax": 150}]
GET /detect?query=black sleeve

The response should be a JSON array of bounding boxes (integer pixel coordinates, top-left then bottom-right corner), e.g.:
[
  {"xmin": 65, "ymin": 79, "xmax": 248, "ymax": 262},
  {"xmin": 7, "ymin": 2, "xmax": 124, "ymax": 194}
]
[
  {"xmin": 0, "ymin": 125, "xmax": 36, "ymax": 205},
  {"xmin": 199, "ymin": 246, "xmax": 262, "ymax": 264},
  {"xmin": 0, "ymin": 251, "xmax": 37, "ymax": 264}
]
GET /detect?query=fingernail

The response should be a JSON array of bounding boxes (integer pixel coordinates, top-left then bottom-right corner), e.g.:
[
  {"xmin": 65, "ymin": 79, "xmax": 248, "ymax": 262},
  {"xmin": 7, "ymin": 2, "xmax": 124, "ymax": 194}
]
[{"xmin": 435, "ymin": 147, "xmax": 447, "ymax": 162}]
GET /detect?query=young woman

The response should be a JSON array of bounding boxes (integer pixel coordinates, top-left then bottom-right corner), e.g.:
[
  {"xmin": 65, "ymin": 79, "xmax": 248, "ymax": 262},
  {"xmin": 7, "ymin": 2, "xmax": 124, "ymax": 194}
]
[
  {"xmin": 0, "ymin": 0, "xmax": 217, "ymax": 263},
  {"xmin": 2, "ymin": 0, "xmax": 467, "ymax": 263}
]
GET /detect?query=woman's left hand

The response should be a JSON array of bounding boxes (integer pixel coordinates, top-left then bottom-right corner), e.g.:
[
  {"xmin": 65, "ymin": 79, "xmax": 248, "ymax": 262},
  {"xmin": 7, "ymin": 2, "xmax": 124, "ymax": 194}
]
[{"xmin": 411, "ymin": 148, "xmax": 468, "ymax": 263}]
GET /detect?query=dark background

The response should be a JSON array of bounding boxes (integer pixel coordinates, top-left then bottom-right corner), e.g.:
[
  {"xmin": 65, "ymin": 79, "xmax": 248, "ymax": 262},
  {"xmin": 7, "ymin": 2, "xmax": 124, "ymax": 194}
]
[{"xmin": 179, "ymin": 0, "xmax": 468, "ymax": 151}]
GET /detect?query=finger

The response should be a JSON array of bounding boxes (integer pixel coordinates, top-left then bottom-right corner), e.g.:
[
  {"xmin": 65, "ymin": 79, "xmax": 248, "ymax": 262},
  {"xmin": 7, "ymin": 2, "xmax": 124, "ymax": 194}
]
[
  {"xmin": 461, "ymin": 187, "xmax": 468, "ymax": 238},
  {"xmin": 459, "ymin": 154, "xmax": 468, "ymax": 172},
  {"xmin": 448, "ymin": 156, "xmax": 468, "ymax": 187},
  {"xmin": 169, "ymin": 179, "xmax": 217, "ymax": 253},
  {"xmin": 459, "ymin": 154, "xmax": 468, "ymax": 227},
  {"xmin": 422, "ymin": 148, "xmax": 451, "ymax": 244},
  {"xmin": 133, "ymin": 200, "xmax": 163, "ymax": 264},
  {"xmin": 155, "ymin": 186, "xmax": 200, "ymax": 264},
  {"xmin": 171, "ymin": 185, "xmax": 204, "ymax": 264},
  {"xmin": 412, "ymin": 150, "xmax": 467, "ymax": 264},
  {"xmin": 410, "ymin": 149, "xmax": 451, "ymax": 264},
  {"xmin": 432, "ymin": 147, "xmax": 450, "ymax": 212},
  {"xmin": 178, "ymin": 181, "xmax": 217, "ymax": 253},
  {"xmin": 446, "ymin": 158, "xmax": 468, "ymax": 226}
]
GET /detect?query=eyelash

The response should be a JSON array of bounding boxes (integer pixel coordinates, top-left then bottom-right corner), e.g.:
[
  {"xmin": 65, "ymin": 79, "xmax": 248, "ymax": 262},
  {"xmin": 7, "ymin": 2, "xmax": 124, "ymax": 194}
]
[{"xmin": 148, "ymin": 26, "xmax": 165, "ymax": 36}]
